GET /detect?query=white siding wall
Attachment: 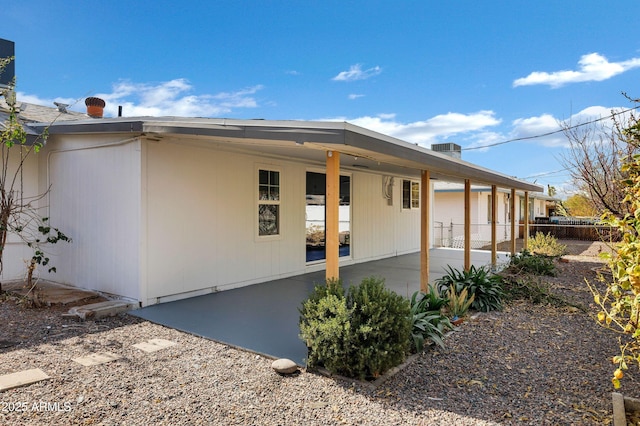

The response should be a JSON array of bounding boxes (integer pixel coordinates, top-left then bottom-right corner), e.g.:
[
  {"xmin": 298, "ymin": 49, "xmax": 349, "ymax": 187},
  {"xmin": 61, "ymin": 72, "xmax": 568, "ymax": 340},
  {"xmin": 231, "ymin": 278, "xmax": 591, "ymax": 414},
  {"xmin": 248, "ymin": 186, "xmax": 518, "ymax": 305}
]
[
  {"xmin": 0, "ymin": 152, "xmax": 41, "ymax": 281},
  {"xmin": 350, "ymin": 172, "xmax": 396, "ymax": 261},
  {"xmin": 393, "ymin": 178, "xmax": 421, "ymax": 255},
  {"xmin": 34, "ymin": 135, "xmax": 430, "ymax": 304},
  {"xmin": 41, "ymin": 136, "xmax": 141, "ymax": 300},
  {"xmin": 143, "ymin": 140, "xmax": 307, "ymax": 303},
  {"xmin": 143, "ymin": 141, "xmax": 424, "ymax": 304}
]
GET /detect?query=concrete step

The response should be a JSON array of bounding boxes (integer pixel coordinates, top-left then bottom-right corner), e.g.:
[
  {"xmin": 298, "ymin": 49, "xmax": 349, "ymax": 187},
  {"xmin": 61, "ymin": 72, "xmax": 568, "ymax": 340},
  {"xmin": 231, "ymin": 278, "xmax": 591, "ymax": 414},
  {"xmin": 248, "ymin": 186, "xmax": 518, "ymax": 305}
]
[{"xmin": 64, "ymin": 300, "xmax": 137, "ymax": 320}]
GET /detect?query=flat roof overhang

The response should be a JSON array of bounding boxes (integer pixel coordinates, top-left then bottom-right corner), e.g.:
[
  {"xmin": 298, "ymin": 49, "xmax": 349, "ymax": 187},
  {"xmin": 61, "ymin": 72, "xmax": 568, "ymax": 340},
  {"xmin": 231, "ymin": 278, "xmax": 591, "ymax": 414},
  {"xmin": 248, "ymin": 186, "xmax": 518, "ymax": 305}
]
[{"xmin": 35, "ymin": 117, "xmax": 543, "ymax": 192}]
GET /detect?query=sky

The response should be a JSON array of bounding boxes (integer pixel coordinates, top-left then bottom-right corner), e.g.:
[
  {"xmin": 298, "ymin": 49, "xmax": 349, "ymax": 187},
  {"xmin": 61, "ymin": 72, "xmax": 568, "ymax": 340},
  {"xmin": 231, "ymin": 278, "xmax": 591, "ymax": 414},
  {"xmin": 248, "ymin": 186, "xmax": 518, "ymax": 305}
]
[{"xmin": 3, "ymin": 1, "xmax": 640, "ymax": 199}]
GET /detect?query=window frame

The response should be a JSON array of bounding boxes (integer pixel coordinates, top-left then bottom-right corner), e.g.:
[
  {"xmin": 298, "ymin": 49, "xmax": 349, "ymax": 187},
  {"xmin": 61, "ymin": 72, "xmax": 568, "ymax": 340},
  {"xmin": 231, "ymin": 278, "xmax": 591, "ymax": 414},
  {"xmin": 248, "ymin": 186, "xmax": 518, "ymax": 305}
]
[
  {"xmin": 256, "ymin": 166, "xmax": 282, "ymax": 240},
  {"xmin": 402, "ymin": 179, "xmax": 420, "ymax": 210}
]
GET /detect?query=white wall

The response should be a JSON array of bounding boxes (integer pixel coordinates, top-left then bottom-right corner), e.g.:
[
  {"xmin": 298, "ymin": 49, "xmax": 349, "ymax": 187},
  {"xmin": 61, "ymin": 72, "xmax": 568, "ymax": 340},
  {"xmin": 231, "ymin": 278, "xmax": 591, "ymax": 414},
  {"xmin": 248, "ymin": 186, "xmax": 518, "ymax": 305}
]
[
  {"xmin": 42, "ymin": 135, "xmax": 141, "ymax": 300},
  {"xmin": 143, "ymin": 140, "xmax": 308, "ymax": 304},
  {"xmin": 142, "ymin": 140, "xmax": 425, "ymax": 304},
  {"xmin": 0, "ymin": 151, "xmax": 42, "ymax": 282},
  {"xmin": 34, "ymin": 134, "xmax": 436, "ymax": 305}
]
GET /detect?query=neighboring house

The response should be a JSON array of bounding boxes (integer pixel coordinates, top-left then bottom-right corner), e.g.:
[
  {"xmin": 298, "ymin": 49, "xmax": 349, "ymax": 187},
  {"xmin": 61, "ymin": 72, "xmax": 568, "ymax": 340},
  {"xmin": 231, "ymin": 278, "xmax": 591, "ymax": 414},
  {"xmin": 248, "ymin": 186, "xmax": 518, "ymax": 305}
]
[
  {"xmin": 433, "ymin": 182, "xmax": 558, "ymax": 248},
  {"xmin": 1, "ymin": 98, "xmax": 542, "ymax": 306}
]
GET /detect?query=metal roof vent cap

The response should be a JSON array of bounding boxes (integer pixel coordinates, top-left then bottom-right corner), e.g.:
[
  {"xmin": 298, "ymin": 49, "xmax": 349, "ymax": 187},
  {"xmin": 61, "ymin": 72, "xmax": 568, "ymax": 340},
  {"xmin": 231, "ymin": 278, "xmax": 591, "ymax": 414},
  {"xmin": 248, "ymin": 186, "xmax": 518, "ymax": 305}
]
[{"xmin": 85, "ymin": 97, "xmax": 105, "ymax": 118}]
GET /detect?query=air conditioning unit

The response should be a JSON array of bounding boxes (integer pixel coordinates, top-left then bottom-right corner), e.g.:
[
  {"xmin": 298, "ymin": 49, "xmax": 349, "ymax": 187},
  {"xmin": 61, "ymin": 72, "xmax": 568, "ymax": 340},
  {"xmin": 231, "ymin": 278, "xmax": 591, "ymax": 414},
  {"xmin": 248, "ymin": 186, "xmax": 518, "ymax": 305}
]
[{"xmin": 431, "ymin": 142, "xmax": 461, "ymax": 159}]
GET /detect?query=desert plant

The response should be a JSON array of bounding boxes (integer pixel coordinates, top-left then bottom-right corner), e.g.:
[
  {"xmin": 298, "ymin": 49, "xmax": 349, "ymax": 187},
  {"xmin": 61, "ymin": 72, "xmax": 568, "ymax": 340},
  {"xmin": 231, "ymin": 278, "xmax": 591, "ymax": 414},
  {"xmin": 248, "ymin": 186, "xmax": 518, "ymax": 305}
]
[
  {"xmin": 507, "ymin": 250, "xmax": 557, "ymax": 276},
  {"xmin": 528, "ymin": 232, "xmax": 567, "ymax": 257},
  {"xmin": 500, "ymin": 273, "xmax": 583, "ymax": 310},
  {"xmin": 409, "ymin": 287, "xmax": 453, "ymax": 351},
  {"xmin": 299, "ymin": 276, "xmax": 411, "ymax": 380},
  {"xmin": 412, "ymin": 283, "xmax": 449, "ymax": 312},
  {"xmin": 446, "ymin": 286, "xmax": 475, "ymax": 318},
  {"xmin": 435, "ymin": 265, "xmax": 504, "ymax": 312}
]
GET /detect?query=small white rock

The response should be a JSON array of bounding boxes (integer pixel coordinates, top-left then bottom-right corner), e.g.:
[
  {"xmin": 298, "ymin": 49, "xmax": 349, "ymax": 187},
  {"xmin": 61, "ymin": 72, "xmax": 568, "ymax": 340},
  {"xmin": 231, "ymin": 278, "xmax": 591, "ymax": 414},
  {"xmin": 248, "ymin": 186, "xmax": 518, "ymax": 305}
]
[{"xmin": 271, "ymin": 358, "xmax": 298, "ymax": 374}]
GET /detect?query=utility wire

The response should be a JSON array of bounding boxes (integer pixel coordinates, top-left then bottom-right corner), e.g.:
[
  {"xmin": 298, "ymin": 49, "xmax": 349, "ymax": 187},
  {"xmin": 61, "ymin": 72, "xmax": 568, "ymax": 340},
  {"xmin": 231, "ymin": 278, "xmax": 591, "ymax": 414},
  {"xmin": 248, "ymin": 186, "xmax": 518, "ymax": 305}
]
[{"xmin": 462, "ymin": 104, "xmax": 640, "ymax": 151}]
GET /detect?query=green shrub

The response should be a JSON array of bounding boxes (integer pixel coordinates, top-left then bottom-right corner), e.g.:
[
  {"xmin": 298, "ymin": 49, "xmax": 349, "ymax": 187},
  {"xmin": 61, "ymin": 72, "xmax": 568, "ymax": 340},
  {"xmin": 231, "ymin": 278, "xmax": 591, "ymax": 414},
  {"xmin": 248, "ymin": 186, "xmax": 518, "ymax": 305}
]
[
  {"xmin": 409, "ymin": 286, "xmax": 453, "ymax": 352},
  {"xmin": 507, "ymin": 249, "xmax": 557, "ymax": 276},
  {"xmin": 299, "ymin": 277, "xmax": 411, "ymax": 380},
  {"xmin": 435, "ymin": 265, "xmax": 504, "ymax": 312},
  {"xmin": 528, "ymin": 232, "xmax": 567, "ymax": 257}
]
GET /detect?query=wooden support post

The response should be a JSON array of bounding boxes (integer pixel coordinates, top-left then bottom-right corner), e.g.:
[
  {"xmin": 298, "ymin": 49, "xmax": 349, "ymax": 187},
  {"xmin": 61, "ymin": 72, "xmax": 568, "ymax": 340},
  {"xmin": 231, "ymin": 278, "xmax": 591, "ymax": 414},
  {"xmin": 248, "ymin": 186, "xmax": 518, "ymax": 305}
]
[
  {"xmin": 464, "ymin": 179, "xmax": 471, "ymax": 271},
  {"xmin": 510, "ymin": 188, "xmax": 516, "ymax": 255},
  {"xmin": 420, "ymin": 170, "xmax": 430, "ymax": 293},
  {"xmin": 523, "ymin": 191, "xmax": 530, "ymax": 251},
  {"xmin": 325, "ymin": 151, "xmax": 340, "ymax": 281},
  {"xmin": 491, "ymin": 185, "xmax": 497, "ymax": 268}
]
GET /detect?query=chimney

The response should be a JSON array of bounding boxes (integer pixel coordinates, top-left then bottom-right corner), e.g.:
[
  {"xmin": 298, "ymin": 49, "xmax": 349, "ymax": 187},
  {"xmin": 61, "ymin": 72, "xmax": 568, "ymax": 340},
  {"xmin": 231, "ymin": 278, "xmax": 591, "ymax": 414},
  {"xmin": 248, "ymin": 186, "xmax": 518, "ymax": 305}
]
[
  {"xmin": 85, "ymin": 97, "xmax": 105, "ymax": 118},
  {"xmin": 431, "ymin": 142, "xmax": 462, "ymax": 159}
]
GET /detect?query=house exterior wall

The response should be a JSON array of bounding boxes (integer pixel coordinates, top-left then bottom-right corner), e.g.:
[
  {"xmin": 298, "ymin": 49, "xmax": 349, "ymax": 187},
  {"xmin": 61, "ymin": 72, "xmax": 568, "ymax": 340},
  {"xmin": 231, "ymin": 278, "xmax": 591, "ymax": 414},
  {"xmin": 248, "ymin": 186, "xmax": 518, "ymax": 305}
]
[
  {"xmin": 142, "ymin": 139, "xmax": 424, "ymax": 305},
  {"xmin": 433, "ymin": 189, "xmax": 515, "ymax": 248},
  {"xmin": 39, "ymin": 135, "xmax": 142, "ymax": 301},
  {"xmin": 0, "ymin": 152, "xmax": 41, "ymax": 282}
]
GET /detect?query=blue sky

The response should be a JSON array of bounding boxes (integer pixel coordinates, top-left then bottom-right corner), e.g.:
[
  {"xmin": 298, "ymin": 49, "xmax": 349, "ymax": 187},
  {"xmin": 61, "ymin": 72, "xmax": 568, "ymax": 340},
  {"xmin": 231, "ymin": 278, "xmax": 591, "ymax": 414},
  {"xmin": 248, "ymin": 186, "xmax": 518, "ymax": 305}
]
[{"xmin": 3, "ymin": 1, "xmax": 640, "ymax": 198}]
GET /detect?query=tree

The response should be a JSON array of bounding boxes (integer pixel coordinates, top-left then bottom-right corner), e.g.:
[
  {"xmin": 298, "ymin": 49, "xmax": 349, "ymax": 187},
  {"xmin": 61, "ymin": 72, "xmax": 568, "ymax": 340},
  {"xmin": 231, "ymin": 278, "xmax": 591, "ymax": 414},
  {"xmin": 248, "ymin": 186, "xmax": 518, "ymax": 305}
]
[
  {"xmin": 0, "ymin": 57, "xmax": 70, "ymax": 294},
  {"xmin": 562, "ymin": 193, "xmax": 598, "ymax": 217},
  {"xmin": 558, "ymin": 108, "xmax": 637, "ymax": 218},
  {"xmin": 589, "ymin": 100, "xmax": 640, "ymax": 389}
]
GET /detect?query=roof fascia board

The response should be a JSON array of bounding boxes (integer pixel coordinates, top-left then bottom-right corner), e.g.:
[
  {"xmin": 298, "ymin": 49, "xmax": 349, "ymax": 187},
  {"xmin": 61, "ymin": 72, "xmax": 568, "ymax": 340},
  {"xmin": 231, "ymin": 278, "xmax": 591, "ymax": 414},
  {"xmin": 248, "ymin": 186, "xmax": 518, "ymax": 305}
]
[{"xmin": 36, "ymin": 117, "xmax": 542, "ymax": 192}]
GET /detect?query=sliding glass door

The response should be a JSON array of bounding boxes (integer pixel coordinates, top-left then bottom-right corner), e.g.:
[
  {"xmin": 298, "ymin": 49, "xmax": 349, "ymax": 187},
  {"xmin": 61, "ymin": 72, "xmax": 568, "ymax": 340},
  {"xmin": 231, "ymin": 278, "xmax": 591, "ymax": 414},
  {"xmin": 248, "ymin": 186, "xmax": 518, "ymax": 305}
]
[{"xmin": 305, "ymin": 171, "xmax": 351, "ymax": 262}]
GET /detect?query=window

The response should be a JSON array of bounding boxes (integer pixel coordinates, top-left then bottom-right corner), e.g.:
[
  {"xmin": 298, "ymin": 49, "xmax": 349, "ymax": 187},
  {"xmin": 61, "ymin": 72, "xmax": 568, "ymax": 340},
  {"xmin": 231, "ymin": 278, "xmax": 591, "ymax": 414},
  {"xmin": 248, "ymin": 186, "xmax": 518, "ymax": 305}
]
[
  {"xmin": 258, "ymin": 169, "xmax": 280, "ymax": 236},
  {"xmin": 402, "ymin": 180, "xmax": 420, "ymax": 209}
]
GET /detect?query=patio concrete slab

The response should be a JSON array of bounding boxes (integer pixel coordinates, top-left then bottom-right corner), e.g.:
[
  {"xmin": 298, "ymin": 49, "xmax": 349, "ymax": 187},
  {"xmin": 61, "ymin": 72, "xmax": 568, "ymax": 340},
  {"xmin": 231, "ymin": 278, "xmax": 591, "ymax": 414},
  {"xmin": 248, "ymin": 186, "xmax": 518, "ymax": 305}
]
[
  {"xmin": 132, "ymin": 253, "xmax": 427, "ymax": 366},
  {"xmin": 72, "ymin": 352, "xmax": 121, "ymax": 366},
  {"xmin": 0, "ymin": 368, "xmax": 50, "ymax": 391}
]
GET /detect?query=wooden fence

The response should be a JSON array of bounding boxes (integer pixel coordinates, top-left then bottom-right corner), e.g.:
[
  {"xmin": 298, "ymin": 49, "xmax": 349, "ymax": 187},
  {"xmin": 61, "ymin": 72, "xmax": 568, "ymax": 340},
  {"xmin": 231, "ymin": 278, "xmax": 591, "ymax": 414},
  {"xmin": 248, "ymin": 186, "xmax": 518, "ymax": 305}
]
[{"xmin": 528, "ymin": 223, "xmax": 621, "ymax": 241}]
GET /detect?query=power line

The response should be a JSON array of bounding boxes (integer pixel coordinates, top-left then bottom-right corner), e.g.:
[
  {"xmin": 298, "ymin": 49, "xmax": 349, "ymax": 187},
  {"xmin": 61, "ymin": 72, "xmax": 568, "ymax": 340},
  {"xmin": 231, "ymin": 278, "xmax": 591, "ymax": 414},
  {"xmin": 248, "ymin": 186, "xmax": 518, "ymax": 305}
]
[{"xmin": 462, "ymin": 104, "xmax": 640, "ymax": 151}]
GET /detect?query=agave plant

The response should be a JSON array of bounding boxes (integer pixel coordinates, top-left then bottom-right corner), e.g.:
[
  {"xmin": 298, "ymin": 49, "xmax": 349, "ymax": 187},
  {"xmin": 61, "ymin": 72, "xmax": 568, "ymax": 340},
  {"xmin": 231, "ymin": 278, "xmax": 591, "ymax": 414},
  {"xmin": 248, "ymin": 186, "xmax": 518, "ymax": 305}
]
[
  {"xmin": 435, "ymin": 265, "xmax": 504, "ymax": 312},
  {"xmin": 409, "ymin": 288, "xmax": 453, "ymax": 351}
]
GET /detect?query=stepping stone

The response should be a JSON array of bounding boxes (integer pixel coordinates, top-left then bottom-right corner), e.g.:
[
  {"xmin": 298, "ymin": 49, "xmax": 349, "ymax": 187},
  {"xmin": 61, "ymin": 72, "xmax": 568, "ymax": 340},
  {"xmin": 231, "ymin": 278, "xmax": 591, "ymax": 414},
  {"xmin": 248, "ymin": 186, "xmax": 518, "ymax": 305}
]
[
  {"xmin": 0, "ymin": 368, "xmax": 50, "ymax": 391},
  {"xmin": 72, "ymin": 352, "xmax": 121, "ymax": 366},
  {"xmin": 133, "ymin": 338, "xmax": 177, "ymax": 353},
  {"xmin": 64, "ymin": 300, "xmax": 137, "ymax": 320}
]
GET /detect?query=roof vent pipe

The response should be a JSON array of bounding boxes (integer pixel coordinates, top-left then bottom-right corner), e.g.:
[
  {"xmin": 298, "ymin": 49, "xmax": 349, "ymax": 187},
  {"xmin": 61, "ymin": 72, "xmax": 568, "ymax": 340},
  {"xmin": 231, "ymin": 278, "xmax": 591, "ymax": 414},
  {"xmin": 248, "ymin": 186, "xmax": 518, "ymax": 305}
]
[{"xmin": 85, "ymin": 97, "xmax": 105, "ymax": 118}]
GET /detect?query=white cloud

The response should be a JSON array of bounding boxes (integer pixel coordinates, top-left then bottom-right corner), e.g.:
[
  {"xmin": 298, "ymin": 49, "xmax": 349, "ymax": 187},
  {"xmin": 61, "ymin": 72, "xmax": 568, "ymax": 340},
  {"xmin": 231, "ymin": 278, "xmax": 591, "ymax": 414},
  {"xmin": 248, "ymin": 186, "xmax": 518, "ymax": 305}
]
[
  {"xmin": 18, "ymin": 79, "xmax": 265, "ymax": 118},
  {"xmin": 328, "ymin": 110, "xmax": 501, "ymax": 146},
  {"xmin": 513, "ymin": 53, "xmax": 640, "ymax": 88},
  {"xmin": 92, "ymin": 79, "xmax": 264, "ymax": 117},
  {"xmin": 332, "ymin": 64, "xmax": 382, "ymax": 82},
  {"xmin": 511, "ymin": 114, "xmax": 566, "ymax": 147},
  {"xmin": 348, "ymin": 94, "xmax": 364, "ymax": 100}
]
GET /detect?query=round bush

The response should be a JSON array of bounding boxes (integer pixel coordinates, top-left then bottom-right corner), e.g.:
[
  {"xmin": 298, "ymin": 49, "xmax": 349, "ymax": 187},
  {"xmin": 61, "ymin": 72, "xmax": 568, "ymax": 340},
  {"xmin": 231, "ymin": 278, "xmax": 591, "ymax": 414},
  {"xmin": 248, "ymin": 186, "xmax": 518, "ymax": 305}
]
[{"xmin": 299, "ymin": 277, "xmax": 411, "ymax": 380}]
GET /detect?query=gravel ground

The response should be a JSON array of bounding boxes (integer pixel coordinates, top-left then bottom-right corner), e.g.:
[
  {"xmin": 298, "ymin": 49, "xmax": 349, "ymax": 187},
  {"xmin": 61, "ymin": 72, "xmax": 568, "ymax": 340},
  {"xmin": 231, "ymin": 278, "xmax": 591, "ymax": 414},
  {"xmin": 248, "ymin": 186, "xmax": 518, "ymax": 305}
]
[{"xmin": 0, "ymin": 241, "xmax": 638, "ymax": 425}]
